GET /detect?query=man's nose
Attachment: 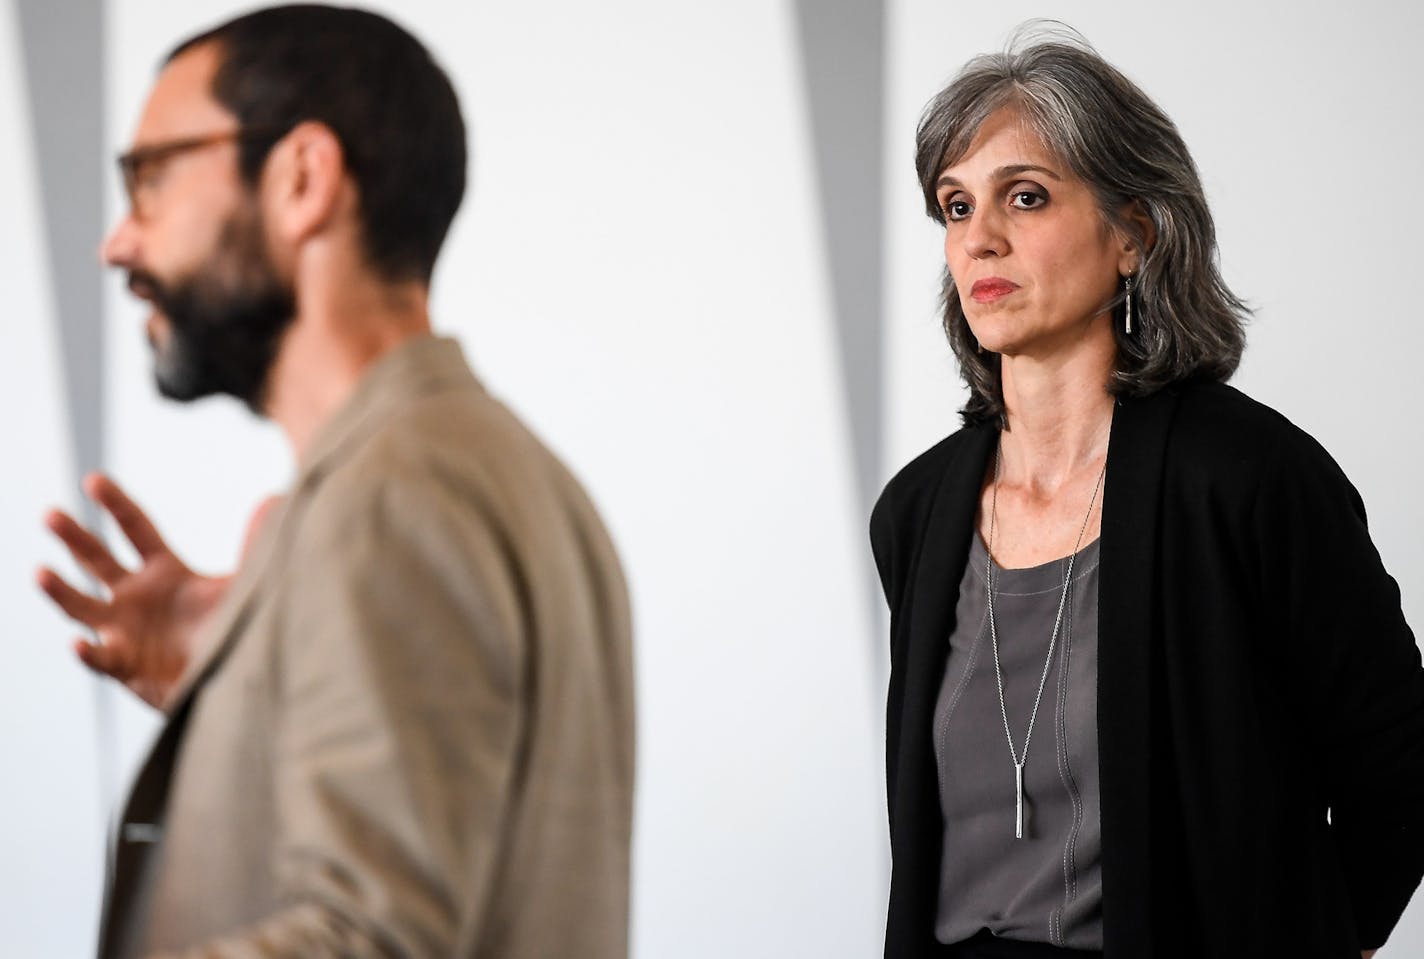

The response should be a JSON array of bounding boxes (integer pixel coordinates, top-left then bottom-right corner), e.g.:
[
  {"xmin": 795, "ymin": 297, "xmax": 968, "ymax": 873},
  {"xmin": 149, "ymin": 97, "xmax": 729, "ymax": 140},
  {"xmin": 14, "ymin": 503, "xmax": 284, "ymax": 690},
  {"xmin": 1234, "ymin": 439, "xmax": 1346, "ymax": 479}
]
[{"xmin": 100, "ymin": 214, "xmax": 139, "ymax": 268}]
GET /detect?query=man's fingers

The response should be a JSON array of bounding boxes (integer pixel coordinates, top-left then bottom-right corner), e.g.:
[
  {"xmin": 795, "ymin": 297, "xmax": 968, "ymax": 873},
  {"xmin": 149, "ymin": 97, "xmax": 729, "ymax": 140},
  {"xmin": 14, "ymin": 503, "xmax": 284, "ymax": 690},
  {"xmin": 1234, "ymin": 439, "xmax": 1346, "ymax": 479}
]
[
  {"xmin": 35, "ymin": 566, "xmax": 109, "ymax": 627},
  {"xmin": 42, "ymin": 508, "xmax": 129, "ymax": 586},
  {"xmin": 74, "ymin": 638, "xmax": 131, "ymax": 680},
  {"xmin": 84, "ymin": 473, "xmax": 168, "ymax": 559}
]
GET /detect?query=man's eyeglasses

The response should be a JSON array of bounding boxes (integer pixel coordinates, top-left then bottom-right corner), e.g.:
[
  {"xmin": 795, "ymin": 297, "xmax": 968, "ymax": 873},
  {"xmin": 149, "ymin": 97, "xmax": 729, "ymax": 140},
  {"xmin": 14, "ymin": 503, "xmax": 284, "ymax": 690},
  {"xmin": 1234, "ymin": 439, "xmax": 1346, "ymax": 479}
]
[{"xmin": 116, "ymin": 126, "xmax": 287, "ymax": 221}]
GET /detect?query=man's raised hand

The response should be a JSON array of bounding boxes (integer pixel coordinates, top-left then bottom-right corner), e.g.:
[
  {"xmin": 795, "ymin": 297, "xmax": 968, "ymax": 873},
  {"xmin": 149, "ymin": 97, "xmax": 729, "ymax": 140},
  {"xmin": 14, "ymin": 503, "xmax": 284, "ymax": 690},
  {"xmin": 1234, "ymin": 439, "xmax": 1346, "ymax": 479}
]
[{"xmin": 36, "ymin": 474, "xmax": 231, "ymax": 710}]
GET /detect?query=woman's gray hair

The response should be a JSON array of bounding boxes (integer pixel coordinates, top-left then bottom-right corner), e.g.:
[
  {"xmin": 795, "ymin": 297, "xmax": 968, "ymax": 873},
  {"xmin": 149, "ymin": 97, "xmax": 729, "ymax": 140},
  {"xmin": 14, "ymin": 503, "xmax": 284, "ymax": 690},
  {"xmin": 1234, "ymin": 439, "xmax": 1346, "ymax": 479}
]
[{"xmin": 916, "ymin": 23, "xmax": 1249, "ymax": 426}]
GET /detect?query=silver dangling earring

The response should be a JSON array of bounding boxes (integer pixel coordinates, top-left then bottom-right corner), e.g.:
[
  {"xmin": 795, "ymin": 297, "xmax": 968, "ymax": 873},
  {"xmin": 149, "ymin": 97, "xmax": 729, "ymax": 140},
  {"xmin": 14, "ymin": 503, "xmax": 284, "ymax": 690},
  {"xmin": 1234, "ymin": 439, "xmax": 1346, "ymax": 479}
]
[{"xmin": 1124, "ymin": 274, "xmax": 1135, "ymax": 335}]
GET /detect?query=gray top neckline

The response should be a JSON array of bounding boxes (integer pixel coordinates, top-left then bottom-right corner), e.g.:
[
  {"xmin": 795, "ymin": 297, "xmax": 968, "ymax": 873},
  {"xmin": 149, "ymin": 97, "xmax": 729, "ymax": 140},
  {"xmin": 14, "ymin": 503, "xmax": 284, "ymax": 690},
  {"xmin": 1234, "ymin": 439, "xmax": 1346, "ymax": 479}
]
[{"xmin": 968, "ymin": 533, "xmax": 1102, "ymax": 596}]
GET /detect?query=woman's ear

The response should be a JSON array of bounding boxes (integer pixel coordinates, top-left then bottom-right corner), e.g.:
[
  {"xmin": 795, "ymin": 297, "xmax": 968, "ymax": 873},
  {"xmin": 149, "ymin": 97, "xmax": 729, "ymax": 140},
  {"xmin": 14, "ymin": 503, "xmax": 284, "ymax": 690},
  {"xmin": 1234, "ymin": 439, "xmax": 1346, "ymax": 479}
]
[{"xmin": 1119, "ymin": 198, "xmax": 1157, "ymax": 273}]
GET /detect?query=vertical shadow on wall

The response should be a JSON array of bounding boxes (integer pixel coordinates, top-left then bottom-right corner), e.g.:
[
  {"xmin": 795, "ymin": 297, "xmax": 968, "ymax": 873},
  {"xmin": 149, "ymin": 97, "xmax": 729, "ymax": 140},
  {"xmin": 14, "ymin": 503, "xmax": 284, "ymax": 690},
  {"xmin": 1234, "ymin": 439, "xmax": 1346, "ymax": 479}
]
[
  {"xmin": 792, "ymin": 0, "xmax": 886, "ymax": 680},
  {"xmin": 17, "ymin": 0, "xmax": 113, "ymax": 811}
]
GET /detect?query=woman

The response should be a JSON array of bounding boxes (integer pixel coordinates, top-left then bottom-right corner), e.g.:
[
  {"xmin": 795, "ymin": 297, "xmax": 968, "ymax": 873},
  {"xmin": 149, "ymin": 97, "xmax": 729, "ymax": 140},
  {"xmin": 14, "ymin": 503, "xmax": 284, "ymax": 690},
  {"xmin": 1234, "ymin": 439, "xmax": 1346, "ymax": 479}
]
[{"xmin": 871, "ymin": 29, "xmax": 1424, "ymax": 959}]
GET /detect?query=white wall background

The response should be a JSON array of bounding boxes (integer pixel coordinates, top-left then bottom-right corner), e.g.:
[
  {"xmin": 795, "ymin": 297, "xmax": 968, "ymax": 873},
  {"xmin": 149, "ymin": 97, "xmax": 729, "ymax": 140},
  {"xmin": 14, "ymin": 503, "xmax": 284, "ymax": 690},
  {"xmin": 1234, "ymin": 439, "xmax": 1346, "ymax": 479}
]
[
  {"xmin": 0, "ymin": 0, "xmax": 107, "ymax": 947},
  {"xmin": 1, "ymin": 0, "xmax": 1420, "ymax": 956}
]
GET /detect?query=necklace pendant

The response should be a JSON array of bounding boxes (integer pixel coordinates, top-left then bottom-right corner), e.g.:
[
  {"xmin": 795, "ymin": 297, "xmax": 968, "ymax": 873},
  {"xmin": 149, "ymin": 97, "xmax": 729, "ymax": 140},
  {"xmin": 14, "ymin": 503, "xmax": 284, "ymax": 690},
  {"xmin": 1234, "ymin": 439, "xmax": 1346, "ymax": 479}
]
[
  {"xmin": 988, "ymin": 443, "xmax": 1105, "ymax": 846},
  {"xmin": 1014, "ymin": 762, "xmax": 1025, "ymax": 840}
]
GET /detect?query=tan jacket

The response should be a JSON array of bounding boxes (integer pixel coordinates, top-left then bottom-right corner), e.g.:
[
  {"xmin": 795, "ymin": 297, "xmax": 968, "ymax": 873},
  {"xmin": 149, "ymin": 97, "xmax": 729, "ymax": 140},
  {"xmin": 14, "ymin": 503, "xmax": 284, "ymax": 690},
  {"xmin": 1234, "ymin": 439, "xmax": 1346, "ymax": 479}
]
[{"xmin": 99, "ymin": 336, "xmax": 634, "ymax": 959}]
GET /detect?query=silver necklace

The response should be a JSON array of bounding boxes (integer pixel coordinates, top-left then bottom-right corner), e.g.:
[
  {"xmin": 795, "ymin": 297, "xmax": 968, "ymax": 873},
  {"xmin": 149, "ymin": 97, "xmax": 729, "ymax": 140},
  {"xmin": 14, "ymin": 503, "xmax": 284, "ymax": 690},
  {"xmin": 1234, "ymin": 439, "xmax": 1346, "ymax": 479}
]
[{"xmin": 985, "ymin": 442, "xmax": 1106, "ymax": 839}]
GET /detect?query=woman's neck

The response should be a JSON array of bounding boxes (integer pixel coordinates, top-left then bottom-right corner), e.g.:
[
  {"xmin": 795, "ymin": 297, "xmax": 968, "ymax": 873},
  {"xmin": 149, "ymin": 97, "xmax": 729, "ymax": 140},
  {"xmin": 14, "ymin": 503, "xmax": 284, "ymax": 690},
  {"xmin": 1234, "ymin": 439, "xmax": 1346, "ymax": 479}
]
[{"xmin": 998, "ymin": 343, "xmax": 1115, "ymax": 497}]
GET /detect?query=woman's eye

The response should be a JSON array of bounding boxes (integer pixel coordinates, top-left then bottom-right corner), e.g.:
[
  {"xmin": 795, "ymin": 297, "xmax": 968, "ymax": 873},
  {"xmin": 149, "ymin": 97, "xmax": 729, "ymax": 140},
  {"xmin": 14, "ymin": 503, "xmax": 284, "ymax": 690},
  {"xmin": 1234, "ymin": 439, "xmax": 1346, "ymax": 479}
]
[
  {"xmin": 944, "ymin": 199, "xmax": 972, "ymax": 221},
  {"xmin": 1010, "ymin": 189, "xmax": 1046, "ymax": 210}
]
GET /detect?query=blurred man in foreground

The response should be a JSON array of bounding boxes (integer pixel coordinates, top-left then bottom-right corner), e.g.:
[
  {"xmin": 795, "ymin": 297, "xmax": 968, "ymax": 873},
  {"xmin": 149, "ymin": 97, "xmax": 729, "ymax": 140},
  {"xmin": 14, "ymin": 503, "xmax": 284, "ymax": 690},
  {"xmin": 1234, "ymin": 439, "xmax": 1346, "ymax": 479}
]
[{"xmin": 36, "ymin": 6, "xmax": 634, "ymax": 957}]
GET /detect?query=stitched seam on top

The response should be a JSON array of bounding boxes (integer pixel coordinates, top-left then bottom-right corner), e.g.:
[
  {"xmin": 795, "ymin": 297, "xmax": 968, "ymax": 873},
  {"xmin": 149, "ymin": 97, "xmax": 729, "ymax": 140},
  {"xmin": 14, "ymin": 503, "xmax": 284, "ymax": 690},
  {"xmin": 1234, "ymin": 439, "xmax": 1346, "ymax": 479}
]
[
  {"xmin": 984, "ymin": 557, "xmax": 1101, "ymax": 597},
  {"xmin": 1049, "ymin": 577, "xmax": 1068, "ymax": 947},
  {"xmin": 967, "ymin": 537, "xmax": 1102, "ymax": 593},
  {"xmin": 1055, "ymin": 573, "xmax": 1086, "ymax": 949},
  {"xmin": 936, "ymin": 604, "xmax": 990, "ymax": 773}
]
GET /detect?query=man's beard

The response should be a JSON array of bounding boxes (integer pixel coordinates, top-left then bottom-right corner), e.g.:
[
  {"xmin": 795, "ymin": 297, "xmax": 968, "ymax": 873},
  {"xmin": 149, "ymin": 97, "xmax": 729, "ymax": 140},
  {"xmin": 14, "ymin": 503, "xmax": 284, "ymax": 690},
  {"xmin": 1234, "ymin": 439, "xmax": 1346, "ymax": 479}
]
[{"xmin": 132, "ymin": 201, "xmax": 296, "ymax": 414}]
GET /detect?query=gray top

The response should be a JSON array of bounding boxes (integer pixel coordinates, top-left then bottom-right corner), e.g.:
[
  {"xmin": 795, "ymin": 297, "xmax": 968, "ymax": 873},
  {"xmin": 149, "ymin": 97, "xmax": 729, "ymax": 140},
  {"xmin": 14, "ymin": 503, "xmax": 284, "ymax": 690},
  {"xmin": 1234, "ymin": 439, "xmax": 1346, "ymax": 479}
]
[{"xmin": 933, "ymin": 532, "xmax": 1104, "ymax": 949}]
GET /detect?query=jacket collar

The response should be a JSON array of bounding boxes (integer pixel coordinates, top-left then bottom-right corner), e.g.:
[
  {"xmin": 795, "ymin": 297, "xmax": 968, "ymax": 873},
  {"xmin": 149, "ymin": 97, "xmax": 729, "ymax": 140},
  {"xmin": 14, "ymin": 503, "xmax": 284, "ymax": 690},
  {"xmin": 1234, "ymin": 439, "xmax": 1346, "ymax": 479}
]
[
  {"xmin": 1097, "ymin": 385, "xmax": 1180, "ymax": 957},
  {"xmin": 296, "ymin": 334, "xmax": 483, "ymax": 487},
  {"xmin": 161, "ymin": 334, "xmax": 481, "ymax": 719}
]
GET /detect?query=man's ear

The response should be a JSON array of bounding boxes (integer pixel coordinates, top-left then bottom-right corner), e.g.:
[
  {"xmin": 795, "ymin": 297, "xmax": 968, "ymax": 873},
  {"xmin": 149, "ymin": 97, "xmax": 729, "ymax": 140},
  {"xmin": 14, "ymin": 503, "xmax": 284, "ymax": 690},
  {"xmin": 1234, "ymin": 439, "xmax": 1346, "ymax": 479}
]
[
  {"xmin": 262, "ymin": 121, "xmax": 347, "ymax": 246},
  {"xmin": 1118, "ymin": 197, "xmax": 1157, "ymax": 274}
]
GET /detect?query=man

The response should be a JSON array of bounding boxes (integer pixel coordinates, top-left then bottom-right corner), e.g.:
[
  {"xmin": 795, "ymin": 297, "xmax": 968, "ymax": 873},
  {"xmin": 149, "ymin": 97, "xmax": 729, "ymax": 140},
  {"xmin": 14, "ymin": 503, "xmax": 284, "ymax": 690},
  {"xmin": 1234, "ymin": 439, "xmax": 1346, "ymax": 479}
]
[{"xmin": 35, "ymin": 6, "xmax": 634, "ymax": 957}]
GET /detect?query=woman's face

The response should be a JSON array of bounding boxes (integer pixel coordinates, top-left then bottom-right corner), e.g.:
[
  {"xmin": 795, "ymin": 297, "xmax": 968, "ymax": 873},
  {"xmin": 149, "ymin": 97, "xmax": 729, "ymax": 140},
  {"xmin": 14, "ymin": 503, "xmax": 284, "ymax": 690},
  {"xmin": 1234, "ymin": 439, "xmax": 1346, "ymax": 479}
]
[{"xmin": 935, "ymin": 109, "xmax": 1135, "ymax": 360}]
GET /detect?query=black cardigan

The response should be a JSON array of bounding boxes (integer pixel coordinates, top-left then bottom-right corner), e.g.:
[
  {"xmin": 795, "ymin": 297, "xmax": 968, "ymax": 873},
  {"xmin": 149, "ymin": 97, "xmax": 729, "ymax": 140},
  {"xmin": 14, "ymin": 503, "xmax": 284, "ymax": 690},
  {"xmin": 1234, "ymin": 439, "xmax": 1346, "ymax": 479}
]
[{"xmin": 870, "ymin": 382, "xmax": 1424, "ymax": 958}]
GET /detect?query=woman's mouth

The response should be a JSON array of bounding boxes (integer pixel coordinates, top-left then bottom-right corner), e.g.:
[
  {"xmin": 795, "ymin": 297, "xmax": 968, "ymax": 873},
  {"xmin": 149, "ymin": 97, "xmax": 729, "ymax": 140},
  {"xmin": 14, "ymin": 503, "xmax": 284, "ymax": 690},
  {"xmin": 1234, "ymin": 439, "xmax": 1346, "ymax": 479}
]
[{"xmin": 969, "ymin": 278, "xmax": 1019, "ymax": 303}]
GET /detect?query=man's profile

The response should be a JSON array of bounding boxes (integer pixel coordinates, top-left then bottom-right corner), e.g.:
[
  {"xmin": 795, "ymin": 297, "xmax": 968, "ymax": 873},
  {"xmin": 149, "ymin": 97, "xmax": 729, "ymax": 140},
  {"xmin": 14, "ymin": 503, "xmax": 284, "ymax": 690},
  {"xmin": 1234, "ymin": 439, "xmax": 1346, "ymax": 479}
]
[{"xmin": 35, "ymin": 6, "xmax": 634, "ymax": 957}]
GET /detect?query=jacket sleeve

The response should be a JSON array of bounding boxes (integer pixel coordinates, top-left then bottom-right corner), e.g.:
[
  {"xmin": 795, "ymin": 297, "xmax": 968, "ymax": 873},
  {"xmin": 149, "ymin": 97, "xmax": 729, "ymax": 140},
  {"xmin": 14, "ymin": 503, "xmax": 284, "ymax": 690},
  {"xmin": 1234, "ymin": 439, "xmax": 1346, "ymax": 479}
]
[
  {"xmin": 869, "ymin": 485, "xmax": 900, "ymax": 610},
  {"xmin": 153, "ymin": 473, "xmax": 526, "ymax": 958},
  {"xmin": 1253, "ymin": 430, "xmax": 1424, "ymax": 951}
]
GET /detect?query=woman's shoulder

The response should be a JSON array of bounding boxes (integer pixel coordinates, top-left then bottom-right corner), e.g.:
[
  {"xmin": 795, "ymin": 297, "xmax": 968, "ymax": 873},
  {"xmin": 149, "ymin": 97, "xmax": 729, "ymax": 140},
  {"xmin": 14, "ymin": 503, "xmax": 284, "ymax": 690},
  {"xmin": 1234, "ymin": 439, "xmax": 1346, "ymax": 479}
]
[
  {"xmin": 865, "ymin": 421, "xmax": 991, "ymax": 541},
  {"xmin": 875, "ymin": 426, "xmax": 989, "ymax": 514},
  {"xmin": 1163, "ymin": 380, "xmax": 1355, "ymax": 504},
  {"xmin": 870, "ymin": 425, "xmax": 992, "ymax": 599},
  {"xmin": 1169, "ymin": 380, "xmax": 1335, "ymax": 464}
]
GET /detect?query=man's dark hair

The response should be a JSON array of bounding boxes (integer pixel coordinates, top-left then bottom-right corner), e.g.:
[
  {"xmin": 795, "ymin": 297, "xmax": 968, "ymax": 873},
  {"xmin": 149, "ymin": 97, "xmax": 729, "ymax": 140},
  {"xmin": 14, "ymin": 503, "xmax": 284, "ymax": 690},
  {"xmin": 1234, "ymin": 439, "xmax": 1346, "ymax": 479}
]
[{"xmin": 170, "ymin": 4, "xmax": 467, "ymax": 284}]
